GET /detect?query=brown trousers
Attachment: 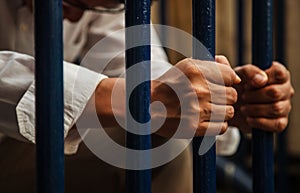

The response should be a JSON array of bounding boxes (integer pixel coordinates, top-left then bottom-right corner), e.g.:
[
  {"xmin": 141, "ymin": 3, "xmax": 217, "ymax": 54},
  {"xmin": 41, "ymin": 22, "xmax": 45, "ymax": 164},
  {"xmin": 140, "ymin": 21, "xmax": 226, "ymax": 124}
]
[{"xmin": 0, "ymin": 134, "xmax": 192, "ymax": 193}]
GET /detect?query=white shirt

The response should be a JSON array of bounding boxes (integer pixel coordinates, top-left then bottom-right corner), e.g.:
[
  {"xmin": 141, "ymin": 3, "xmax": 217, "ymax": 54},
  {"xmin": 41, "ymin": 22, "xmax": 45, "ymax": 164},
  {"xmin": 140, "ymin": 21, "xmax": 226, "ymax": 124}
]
[
  {"xmin": 0, "ymin": 0, "xmax": 239, "ymax": 155},
  {"xmin": 0, "ymin": 0, "xmax": 172, "ymax": 153}
]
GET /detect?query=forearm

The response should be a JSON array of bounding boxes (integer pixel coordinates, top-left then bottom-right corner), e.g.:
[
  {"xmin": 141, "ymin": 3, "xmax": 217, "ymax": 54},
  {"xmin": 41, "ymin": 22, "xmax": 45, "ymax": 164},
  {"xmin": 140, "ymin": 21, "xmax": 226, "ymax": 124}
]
[{"xmin": 93, "ymin": 78, "xmax": 126, "ymax": 128}]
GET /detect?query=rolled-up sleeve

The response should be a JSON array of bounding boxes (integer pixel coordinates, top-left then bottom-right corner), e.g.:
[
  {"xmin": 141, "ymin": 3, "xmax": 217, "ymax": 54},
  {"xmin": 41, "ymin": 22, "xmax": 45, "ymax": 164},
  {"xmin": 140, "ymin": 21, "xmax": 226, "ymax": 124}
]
[
  {"xmin": 0, "ymin": 51, "xmax": 107, "ymax": 153},
  {"xmin": 16, "ymin": 60, "xmax": 107, "ymax": 141}
]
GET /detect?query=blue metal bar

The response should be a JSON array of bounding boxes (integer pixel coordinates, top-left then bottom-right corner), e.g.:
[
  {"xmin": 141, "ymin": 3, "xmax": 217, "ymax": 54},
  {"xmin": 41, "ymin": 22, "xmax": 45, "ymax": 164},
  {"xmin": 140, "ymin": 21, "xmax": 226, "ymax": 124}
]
[
  {"xmin": 34, "ymin": 0, "xmax": 64, "ymax": 193},
  {"xmin": 275, "ymin": 0, "xmax": 289, "ymax": 192},
  {"xmin": 160, "ymin": 0, "xmax": 167, "ymax": 26},
  {"xmin": 125, "ymin": 0, "xmax": 152, "ymax": 193},
  {"xmin": 216, "ymin": 157, "xmax": 252, "ymax": 193},
  {"xmin": 192, "ymin": 0, "xmax": 216, "ymax": 193},
  {"xmin": 252, "ymin": 0, "xmax": 274, "ymax": 193}
]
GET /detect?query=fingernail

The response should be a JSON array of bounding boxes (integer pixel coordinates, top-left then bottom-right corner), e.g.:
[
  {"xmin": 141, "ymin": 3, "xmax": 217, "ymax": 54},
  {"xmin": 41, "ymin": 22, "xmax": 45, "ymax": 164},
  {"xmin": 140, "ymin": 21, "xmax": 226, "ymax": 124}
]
[
  {"xmin": 253, "ymin": 73, "xmax": 267, "ymax": 84},
  {"xmin": 235, "ymin": 74, "xmax": 242, "ymax": 83},
  {"xmin": 253, "ymin": 74, "xmax": 267, "ymax": 84}
]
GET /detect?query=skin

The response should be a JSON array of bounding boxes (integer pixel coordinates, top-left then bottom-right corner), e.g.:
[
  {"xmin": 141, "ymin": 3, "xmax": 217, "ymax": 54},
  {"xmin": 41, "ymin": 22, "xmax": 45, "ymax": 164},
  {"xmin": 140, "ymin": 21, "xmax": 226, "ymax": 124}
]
[
  {"xmin": 231, "ymin": 62, "xmax": 294, "ymax": 132},
  {"xmin": 25, "ymin": 0, "xmax": 121, "ymax": 22},
  {"xmin": 95, "ymin": 57, "xmax": 241, "ymax": 137},
  {"xmin": 95, "ymin": 56, "xmax": 294, "ymax": 137},
  {"xmin": 25, "ymin": 0, "xmax": 295, "ymax": 136}
]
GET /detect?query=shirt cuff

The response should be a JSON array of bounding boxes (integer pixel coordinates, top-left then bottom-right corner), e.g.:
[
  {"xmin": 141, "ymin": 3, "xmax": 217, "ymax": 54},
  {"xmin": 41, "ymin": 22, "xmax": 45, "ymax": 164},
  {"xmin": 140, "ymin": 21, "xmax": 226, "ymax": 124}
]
[
  {"xmin": 216, "ymin": 126, "xmax": 241, "ymax": 156},
  {"xmin": 16, "ymin": 62, "xmax": 107, "ymax": 154}
]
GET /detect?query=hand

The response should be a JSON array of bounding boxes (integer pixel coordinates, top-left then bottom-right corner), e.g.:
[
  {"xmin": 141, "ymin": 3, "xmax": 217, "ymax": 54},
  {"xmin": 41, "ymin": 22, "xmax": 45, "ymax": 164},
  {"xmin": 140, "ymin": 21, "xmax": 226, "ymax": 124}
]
[
  {"xmin": 230, "ymin": 62, "xmax": 294, "ymax": 133},
  {"xmin": 93, "ymin": 56, "xmax": 240, "ymax": 138},
  {"xmin": 152, "ymin": 57, "xmax": 241, "ymax": 137}
]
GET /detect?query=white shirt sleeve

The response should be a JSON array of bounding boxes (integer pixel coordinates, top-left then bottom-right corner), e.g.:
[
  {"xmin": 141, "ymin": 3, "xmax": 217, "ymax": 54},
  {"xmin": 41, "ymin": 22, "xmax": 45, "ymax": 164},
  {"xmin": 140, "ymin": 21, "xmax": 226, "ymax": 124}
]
[
  {"xmin": 216, "ymin": 127, "xmax": 241, "ymax": 156},
  {"xmin": 0, "ymin": 51, "xmax": 107, "ymax": 153}
]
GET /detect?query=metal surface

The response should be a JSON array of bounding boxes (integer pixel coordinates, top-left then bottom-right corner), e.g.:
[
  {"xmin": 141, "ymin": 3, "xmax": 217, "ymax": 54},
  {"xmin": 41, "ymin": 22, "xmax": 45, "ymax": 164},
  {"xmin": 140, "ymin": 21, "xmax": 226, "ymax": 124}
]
[
  {"xmin": 125, "ymin": 0, "xmax": 152, "ymax": 193},
  {"xmin": 192, "ymin": 0, "xmax": 216, "ymax": 193},
  {"xmin": 216, "ymin": 157, "xmax": 252, "ymax": 193},
  {"xmin": 34, "ymin": 0, "xmax": 64, "ymax": 193},
  {"xmin": 275, "ymin": 0, "xmax": 289, "ymax": 192},
  {"xmin": 252, "ymin": 0, "xmax": 275, "ymax": 192}
]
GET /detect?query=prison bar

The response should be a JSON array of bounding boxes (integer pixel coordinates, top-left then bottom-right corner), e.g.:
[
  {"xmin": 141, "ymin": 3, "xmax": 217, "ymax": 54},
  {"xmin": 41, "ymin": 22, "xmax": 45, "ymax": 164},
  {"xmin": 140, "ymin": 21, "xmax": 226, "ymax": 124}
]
[
  {"xmin": 216, "ymin": 157, "xmax": 252, "ymax": 193},
  {"xmin": 34, "ymin": 0, "xmax": 65, "ymax": 193},
  {"xmin": 125, "ymin": 0, "xmax": 152, "ymax": 193},
  {"xmin": 252, "ymin": 0, "xmax": 275, "ymax": 193},
  {"xmin": 192, "ymin": 0, "xmax": 216, "ymax": 193},
  {"xmin": 275, "ymin": 0, "xmax": 289, "ymax": 192}
]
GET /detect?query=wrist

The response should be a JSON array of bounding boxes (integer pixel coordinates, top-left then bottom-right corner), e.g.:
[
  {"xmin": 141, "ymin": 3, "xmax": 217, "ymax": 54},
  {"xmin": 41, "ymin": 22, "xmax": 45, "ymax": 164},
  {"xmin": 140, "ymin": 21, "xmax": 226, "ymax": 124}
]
[{"xmin": 94, "ymin": 78, "xmax": 125, "ymax": 128}]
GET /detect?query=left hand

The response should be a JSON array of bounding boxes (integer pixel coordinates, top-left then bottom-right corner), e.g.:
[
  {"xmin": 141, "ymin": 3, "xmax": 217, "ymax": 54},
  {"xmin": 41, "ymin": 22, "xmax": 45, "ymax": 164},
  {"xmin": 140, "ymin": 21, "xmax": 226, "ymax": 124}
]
[{"xmin": 230, "ymin": 62, "xmax": 294, "ymax": 133}]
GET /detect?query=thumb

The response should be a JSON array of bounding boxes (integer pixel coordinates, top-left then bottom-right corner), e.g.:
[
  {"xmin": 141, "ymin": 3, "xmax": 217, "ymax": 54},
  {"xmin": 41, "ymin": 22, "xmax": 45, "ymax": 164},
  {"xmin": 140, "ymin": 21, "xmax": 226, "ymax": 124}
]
[
  {"xmin": 215, "ymin": 55, "xmax": 230, "ymax": 66},
  {"xmin": 234, "ymin": 64, "xmax": 268, "ymax": 89}
]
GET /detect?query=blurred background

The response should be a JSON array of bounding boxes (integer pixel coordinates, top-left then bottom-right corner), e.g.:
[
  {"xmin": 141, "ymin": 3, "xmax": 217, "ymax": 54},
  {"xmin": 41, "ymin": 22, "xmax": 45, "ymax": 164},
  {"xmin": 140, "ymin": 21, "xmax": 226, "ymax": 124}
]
[{"xmin": 151, "ymin": 0, "xmax": 300, "ymax": 192}]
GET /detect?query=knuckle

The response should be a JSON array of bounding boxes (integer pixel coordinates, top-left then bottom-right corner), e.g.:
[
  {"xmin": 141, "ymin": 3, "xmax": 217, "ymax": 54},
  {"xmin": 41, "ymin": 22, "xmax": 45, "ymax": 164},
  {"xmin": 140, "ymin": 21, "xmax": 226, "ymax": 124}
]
[
  {"xmin": 217, "ymin": 55, "xmax": 227, "ymax": 60},
  {"xmin": 194, "ymin": 85, "xmax": 210, "ymax": 98},
  {"xmin": 219, "ymin": 122, "xmax": 228, "ymax": 134},
  {"xmin": 227, "ymin": 106, "xmax": 235, "ymax": 119},
  {"xmin": 220, "ymin": 65, "xmax": 235, "ymax": 85},
  {"xmin": 271, "ymin": 102, "xmax": 284, "ymax": 117},
  {"xmin": 230, "ymin": 88, "xmax": 238, "ymax": 103},
  {"xmin": 272, "ymin": 63, "xmax": 288, "ymax": 82},
  {"xmin": 267, "ymin": 87, "xmax": 282, "ymax": 99},
  {"xmin": 201, "ymin": 105, "xmax": 211, "ymax": 116},
  {"xmin": 275, "ymin": 118, "xmax": 287, "ymax": 132},
  {"xmin": 181, "ymin": 58, "xmax": 194, "ymax": 66},
  {"xmin": 196, "ymin": 125, "xmax": 206, "ymax": 136},
  {"xmin": 274, "ymin": 68, "xmax": 286, "ymax": 80},
  {"xmin": 240, "ymin": 64, "xmax": 253, "ymax": 76},
  {"xmin": 186, "ymin": 65, "xmax": 198, "ymax": 76},
  {"xmin": 181, "ymin": 59, "xmax": 199, "ymax": 77},
  {"xmin": 216, "ymin": 55, "xmax": 228, "ymax": 64},
  {"xmin": 290, "ymin": 87, "xmax": 295, "ymax": 97}
]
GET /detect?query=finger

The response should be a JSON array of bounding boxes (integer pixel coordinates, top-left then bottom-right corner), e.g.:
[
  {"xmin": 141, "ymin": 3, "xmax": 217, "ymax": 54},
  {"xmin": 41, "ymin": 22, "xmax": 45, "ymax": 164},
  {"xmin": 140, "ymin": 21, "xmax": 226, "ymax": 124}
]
[
  {"xmin": 246, "ymin": 117, "xmax": 288, "ymax": 133},
  {"xmin": 200, "ymin": 103, "xmax": 234, "ymax": 121},
  {"xmin": 196, "ymin": 121, "xmax": 228, "ymax": 136},
  {"xmin": 234, "ymin": 64, "xmax": 268, "ymax": 89},
  {"xmin": 242, "ymin": 82, "xmax": 292, "ymax": 104},
  {"xmin": 216, "ymin": 63, "xmax": 241, "ymax": 85},
  {"xmin": 265, "ymin": 61, "xmax": 289, "ymax": 85},
  {"xmin": 208, "ymin": 82, "xmax": 238, "ymax": 105},
  {"xmin": 240, "ymin": 100, "xmax": 291, "ymax": 118},
  {"xmin": 204, "ymin": 62, "xmax": 241, "ymax": 86},
  {"xmin": 215, "ymin": 55, "xmax": 230, "ymax": 66},
  {"xmin": 190, "ymin": 59, "xmax": 241, "ymax": 86}
]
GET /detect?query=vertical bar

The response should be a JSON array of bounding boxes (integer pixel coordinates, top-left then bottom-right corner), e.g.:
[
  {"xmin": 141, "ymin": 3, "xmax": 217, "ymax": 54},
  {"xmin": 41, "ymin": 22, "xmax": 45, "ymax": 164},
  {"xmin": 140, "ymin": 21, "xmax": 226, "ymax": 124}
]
[
  {"xmin": 192, "ymin": 0, "xmax": 216, "ymax": 193},
  {"xmin": 160, "ymin": 0, "xmax": 167, "ymax": 26},
  {"xmin": 237, "ymin": 0, "xmax": 244, "ymax": 65},
  {"xmin": 34, "ymin": 0, "xmax": 64, "ymax": 193},
  {"xmin": 252, "ymin": 0, "xmax": 275, "ymax": 193},
  {"xmin": 235, "ymin": 0, "xmax": 250, "ymax": 173},
  {"xmin": 125, "ymin": 0, "xmax": 152, "ymax": 193},
  {"xmin": 216, "ymin": 157, "xmax": 252, "ymax": 193},
  {"xmin": 275, "ymin": 0, "xmax": 289, "ymax": 192}
]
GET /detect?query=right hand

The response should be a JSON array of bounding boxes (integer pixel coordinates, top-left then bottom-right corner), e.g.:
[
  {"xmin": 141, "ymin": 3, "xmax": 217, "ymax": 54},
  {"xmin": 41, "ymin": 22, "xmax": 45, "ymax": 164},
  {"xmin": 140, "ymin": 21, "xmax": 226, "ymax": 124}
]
[{"xmin": 151, "ymin": 57, "xmax": 241, "ymax": 138}]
